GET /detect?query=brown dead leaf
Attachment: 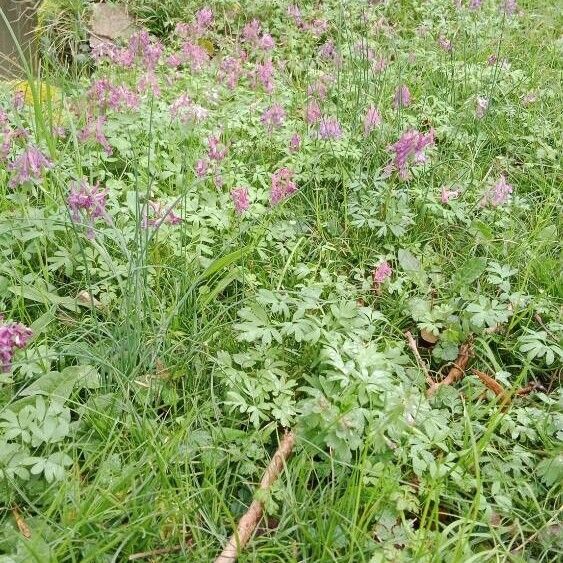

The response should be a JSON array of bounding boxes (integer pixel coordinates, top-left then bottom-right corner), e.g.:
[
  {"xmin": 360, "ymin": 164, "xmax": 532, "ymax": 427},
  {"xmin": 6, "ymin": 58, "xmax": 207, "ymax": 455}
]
[
  {"xmin": 13, "ymin": 507, "xmax": 31, "ymax": 539},
  {"xmin": 76, "ymin": 290, "xmax": 103, "ymax": 309}
]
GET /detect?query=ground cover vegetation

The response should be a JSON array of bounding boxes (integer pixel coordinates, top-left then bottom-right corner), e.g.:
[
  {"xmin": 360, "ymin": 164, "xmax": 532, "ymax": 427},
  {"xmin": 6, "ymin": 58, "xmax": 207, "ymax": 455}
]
[{"xmin": 0, "ymin": 0, "xmax": 561, "ymax": 560}]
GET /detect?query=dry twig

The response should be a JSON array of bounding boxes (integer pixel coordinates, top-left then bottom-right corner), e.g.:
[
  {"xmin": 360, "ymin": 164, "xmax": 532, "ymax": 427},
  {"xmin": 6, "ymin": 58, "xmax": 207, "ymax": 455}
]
[
  {"xmin": 404, "ymin": 331, "xmax": 435, "ymax": 388},
  {"xmin": 472, "ymin": 369, "xmax": 510, "ymax": 407},
  {"xmin": 215, "ymin": 430, "xmax": 296, "ymax": 563},
  {"xmin": 428, "ymin": 339, "xmax": 473, "ymax": 397}
]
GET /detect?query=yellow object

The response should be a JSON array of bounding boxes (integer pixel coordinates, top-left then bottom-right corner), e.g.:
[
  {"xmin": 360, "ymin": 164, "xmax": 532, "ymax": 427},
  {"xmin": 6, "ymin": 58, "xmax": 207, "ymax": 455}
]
[{"xmin": 9, "ymin": 80, "xmax": 61, "ymax": 106}]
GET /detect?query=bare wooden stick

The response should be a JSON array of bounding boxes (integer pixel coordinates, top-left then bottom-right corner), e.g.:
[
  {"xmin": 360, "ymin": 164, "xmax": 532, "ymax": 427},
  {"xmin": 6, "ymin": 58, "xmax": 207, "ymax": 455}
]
[
  {"xmin": 404, "ymin": 331, "xmax": 435, "ymax": 388},
  {"xmin": 215, "ymin": 430, "xmax": 296, "ymax": 563},
  {"xmin": 428, "ymin": 339, "xmax": 473, "ymax": 397},
  {"xmin": 472, "ymin": 369, "xmax": 511, "ymax": 408}
]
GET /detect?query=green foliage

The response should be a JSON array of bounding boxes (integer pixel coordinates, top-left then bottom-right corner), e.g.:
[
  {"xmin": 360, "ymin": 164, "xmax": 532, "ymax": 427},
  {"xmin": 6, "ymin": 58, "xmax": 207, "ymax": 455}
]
[{"xmin": 0, "ymin": 0, "xmax": 561, "ymax": 560}]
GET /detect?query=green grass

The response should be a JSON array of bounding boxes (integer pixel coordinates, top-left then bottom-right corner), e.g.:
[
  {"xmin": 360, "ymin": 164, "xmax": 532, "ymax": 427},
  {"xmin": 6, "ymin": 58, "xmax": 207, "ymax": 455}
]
[{"xmin": 0, "ymin": 0, "xmax": 562, "ymax": 561}]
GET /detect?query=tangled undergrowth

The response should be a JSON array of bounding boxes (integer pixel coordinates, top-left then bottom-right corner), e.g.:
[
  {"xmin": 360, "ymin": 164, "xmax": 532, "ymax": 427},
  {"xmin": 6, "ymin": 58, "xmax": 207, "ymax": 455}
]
[{"xmin": 0, "ymin": 1, "xmax": 561, "ymax": 561}]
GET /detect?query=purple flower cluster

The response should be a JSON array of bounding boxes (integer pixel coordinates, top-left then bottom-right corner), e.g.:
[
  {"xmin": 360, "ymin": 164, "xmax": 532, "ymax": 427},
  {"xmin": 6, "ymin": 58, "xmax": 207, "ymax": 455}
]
[
  {"xmin": 89, "ymin": 78, "xmax": 140, "ymax": 110},
  {"xmin": 169, "ymin": 94, "xmax": 208, "ymax": 123},
  {"xmin": 0, "ymin": 316, "xmax": 32, "ymax": 372},
  {"xmin": 393, "ymin": 85, "xmax": 412, "ymax": 109},
  {"xmin": 373, "ymin": 261, "xmax": 392, "ymax": 285},
  {"xmin": 93, "ymin": 30, "xmax": 163, "ymax": 70},
  {"xmin": 261, "ymin": 104, "xmax": 286, "ymax": 131},
  {"xmin": 481, "ymin": 175, "xmax": 513, "ymax": 207},
  {"xmin": 318, "ymin": 117, "xmax": 343, "ymax": 140},
  {"xmin": 363, "ymin": 105, "xmax": 381, "ymax": 136},
  {"xmin": 231, "ymin": 187, "xmax": 250, "ymax": 214},
  {"xmin": 270, "ymin": 168, "xmax": 297, "ymax": 205},
  {"xmin": 142, "ymin": 200, "xmax": 182, "ymax": 228},
  {"xmin": 387, "ymin": 129, "xmax": 435, "ymax": 180},
  {"xmin": 78, "ymin": 116, "xmax": 112, "ymax": 156},
  {"xmin": 67, "ymin": 178, "xmax": 108, "ymax": 238},
  {"xmin": 8, "ymin": 145, "xmax": 53, "ymax": 188}
]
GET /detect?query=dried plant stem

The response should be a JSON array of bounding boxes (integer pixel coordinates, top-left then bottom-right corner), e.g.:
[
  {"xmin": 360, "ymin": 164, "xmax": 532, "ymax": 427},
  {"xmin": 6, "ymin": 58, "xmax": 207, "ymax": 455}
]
[
  {"xmin": 472, "ymin": 369, "xmax": 510, "ymax": 407},
  {"xmin": 215, "ymin": 430, "xmax": 296, "ymax": 563},
  {"xmin": 428, "ymin": 339, "xmax": 473, "ymax": 397},
  {"xmin": 404, "ymin": 331, "xmax": 434, "ymax": 388}
]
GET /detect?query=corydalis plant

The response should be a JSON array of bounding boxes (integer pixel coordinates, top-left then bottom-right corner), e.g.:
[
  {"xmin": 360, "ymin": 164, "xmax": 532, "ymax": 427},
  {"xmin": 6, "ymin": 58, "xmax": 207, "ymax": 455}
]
[
  {"xmin": 8, "ymin": 145, "xmax": 52, "ymax": 188},
  {"xmin": 386, "ymin": 129, "xmax": 435, "ymax": 180},
  {"xmin": 67, "ymin": 179, "xmax": 108, "ymax": 239},
  {"xmin": 0, "ymin": 316, "xmax": 32, "ymax": 373}
]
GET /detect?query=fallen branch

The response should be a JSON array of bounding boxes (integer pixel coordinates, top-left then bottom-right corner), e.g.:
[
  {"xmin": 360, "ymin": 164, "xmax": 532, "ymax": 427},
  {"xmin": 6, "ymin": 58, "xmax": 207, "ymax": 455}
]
[
  {"xmin": 428, "ymin": 339, "xmax": 473, "ymax": 397},
  {"xmin": 215, "ymin": 430, "xmax": 296, "ymax": 563},
  {"xmin": 405, "ymin": 331, "xmax": 435, "ymax": 388},
  {"xmin": 515, "ymin": 381, "xmax": 545, "ymax": 397},
  {"xmin": 472, "ymin": 369, "xmax": 510, "ymax": 407}
]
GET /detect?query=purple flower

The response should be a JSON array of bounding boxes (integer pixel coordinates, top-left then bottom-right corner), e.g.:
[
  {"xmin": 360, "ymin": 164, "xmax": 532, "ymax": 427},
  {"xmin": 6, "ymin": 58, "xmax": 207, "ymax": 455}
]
[
  {"xmin": 167, "ymin": 53, "xmax": 182, "ymax": 68},
  {"xmin": 522, "ymin": 91, "xmax": 537, "ymax": 106},
  {"xmin": 363, "ymin": 105, "xmax": 381, "ymax": 136},
  {"xmin": 481, "ymin": 174, "xmax": 513, "ymax": 207},
  {"xmin": 305, "ymin": 100, "xmax": 322, "ymax": 124},
  {"xmin": 143, "ymin": 200, "xmax": 182, "ymax": 228},
  {"xmin": 270, "ymin": 168, "xmax": 297, "ymax": 205},
  {"xmin": 469, "ymin": 0, "xmax": 483, "ymax": 9},
  {"xmin": 440, "ymin": 186, "xmax": 460, "ymax": 204},
  {"xmin": 78, "ymin": 116, "xmax": 112, "ymax": 156},
  {"xmin": 287, "ymin": 5, "xmax": 303, "ymax": 27},
  {"xmin": 243, "ymin": 19, "xmax": 262, "ymax": 44},
  {"xmin": 219, "ymin": 56, "xmax": 244, "ymax": 90},
  {"xmin": 182, "ymin": 42, "xmax": 210, "ymax": 71},
  {"xmin": 307, "ymin": 19, "xmax": 328, "ymax": 38},
  {"xmin": 261, "ymin": 104, "xmax": 285, "ymax": 131},
  {"xmin": 372, "ymin": 261, "xmax": 392, "ymax": 285},
  {"xmin": 8, "ymin": 145, "xmax": 53, "ymax": 188},
  {"xmin": 231, "ymin": 187, "xmax": 250, "ymax": 214},
  {"xmin": 393, "ymin": 85, "xmax": 411, "ymax": 109},
  {"xmin": 207, "ymin": 135, "xmax": 228, "ymax": 161},
  {"xmin": 170, "ymin": 94, "xmax": 208, "ymax": 123},
  {"xmin": 319, "ymin": 40, "xmax": 339, "ymax": 63},
  {"xmin": 12, "ymin": 91, "xmax": 25, "ymax": 111},
  {"xmin": 438, "ymin": 36, "xmax": 452, "ymax": 52},
  {"xmin": 0, "ymin": 316, "xmax": 32, "ymax": 372},
  {"xmin": 259, "ymin": 34, "xmax": 275, "ymax": 51},
  {"xmin": 318, "ymin": 117, "xmax": 342, "ymax": 140},
  {"xmin": 137, "ymin": 72, "xmax": 161, "ymax": 97},
  {"xmin": 501, "ymin": 0, "xmax": 519, "ymax": 15},
  {"xmin": 475, "ymin": 96, "xmax": 489, "ymax": 119},
  {"xmin": 196, "ymin": 7, "xmax": 214, "ymax": 30},
  {"xmin": 289, "ymin": 133, "xmax": 301, "ymax": 152},
  {"xmin": 68, "ymin": 178, "xmax": 108, "ymax": 238},
  {"xmin": 251, "ymin": 59, "xmax": 275, "ymax": 93},
  {"xmin": 387, "ymin": 129, "xmax": 435, "ymax": 180},
  {"xmin": 195, "ymin": 159, "xmax": 209, "ymax": 177}
]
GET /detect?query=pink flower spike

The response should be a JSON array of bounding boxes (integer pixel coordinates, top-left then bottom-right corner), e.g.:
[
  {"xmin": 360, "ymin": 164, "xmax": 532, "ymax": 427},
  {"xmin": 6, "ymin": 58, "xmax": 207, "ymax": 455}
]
[
  {"xmin": 438, "ymin": 36, "xmax": 452, "ymax": 52},
  {"xmin": 318, "ymin": 116, "xmax": 342, "ymax": 140},
  {"xmin": 373, "ymin": 261, "xmax": 392, "ymax": 285},
  {"xmin": 0, "ymin": 315, "xmax": 32, "ymax": 372},
  {"xmin": 475, "ymin": 96, "xmax": 489, "ymax": 119},
  {"xmin": 363, "ymin": 105, "xmax": 381, "ymax": 136},
  {"xmin": 261, "ymin": 104, "xmax": 285, "ymax": 131},
  {"xmin": 195, "ymin": 159, "xmax": 209, "ymax": 177},
  {"xmin": 440, "ymin": 186, "xmax": 460, "ymax": 204},
  {"xmin": 270, "ymin": 168, "xmax": 297, "ymax": 205},
  {"xmin": 481, "ymin": 175, "xmax": 513, "ymax": 207},
  {"xmin": 289, "ymin": 133, "xmax": 301, "ymax": 152},
  {"xmin": 231, "ymin": 187, "xmax": 250, "ymax": 214},
  {"xmin": 393, "ymin": 85, "xmax": 411, "ymax": 109},
  {"xmin": 8, "ymin": 145, "xmax": 53, "ymax": 188}
]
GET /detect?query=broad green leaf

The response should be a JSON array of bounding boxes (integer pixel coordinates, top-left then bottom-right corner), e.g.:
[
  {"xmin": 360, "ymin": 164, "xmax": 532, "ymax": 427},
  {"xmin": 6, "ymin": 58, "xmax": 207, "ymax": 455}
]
[{"xmin": 452, "ymin": 257, "xmax": 487, "ymax": 290}]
